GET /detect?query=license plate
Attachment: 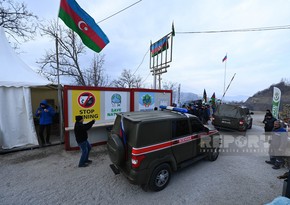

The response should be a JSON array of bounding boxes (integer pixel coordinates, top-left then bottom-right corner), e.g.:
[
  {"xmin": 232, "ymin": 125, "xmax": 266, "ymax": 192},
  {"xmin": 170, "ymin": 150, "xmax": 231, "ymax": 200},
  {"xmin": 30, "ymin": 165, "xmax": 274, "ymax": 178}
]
[{"xmin": 221, "ymin": 120, "xmax": 231, "ymax": 124}]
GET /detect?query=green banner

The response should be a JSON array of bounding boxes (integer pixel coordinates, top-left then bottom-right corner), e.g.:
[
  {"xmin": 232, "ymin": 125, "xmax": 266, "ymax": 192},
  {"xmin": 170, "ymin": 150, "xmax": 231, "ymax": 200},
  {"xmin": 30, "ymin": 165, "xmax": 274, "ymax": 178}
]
[{"xmin": 272, "ymin": 87, "xmax": 281, "ymax": 119}]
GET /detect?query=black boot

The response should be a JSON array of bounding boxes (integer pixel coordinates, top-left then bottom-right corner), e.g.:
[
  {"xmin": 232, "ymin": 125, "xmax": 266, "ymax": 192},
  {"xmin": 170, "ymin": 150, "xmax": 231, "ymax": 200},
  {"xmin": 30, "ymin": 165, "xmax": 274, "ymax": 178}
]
[
  {"xmin": 265, "ymin": 160, "xmax": 275, "ymax": 165},
  {"xmin": 272, "ymin": 164, "xmax": 281, "ymax": 169}
]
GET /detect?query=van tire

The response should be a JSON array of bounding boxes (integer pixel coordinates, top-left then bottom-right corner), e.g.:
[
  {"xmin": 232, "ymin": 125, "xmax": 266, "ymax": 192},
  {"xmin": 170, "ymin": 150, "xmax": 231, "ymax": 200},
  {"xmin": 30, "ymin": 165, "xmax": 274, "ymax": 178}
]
[
  {"xmin": 107, "ymin": 134, "xmax": 125, "ymax": 166},
  {"xmin": 248, "ymin": 120, "xmax": 252, "ymax": 129},
  {"xmin": 208, "ymin": 148, "xmax": 219, "ymax": 161},
  {"xmin": 141, "ymin": 184, "xmax": 149, "ymax": 192},
  {"xmin": 149, "ymin": 163, "xmax": 171, "ymax": 192}
]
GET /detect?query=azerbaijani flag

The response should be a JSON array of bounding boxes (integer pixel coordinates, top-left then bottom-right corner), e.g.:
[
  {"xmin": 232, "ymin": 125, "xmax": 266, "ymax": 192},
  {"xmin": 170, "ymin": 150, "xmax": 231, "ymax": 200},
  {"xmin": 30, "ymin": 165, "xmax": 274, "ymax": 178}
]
[
  {"xmin": 150, "ymin": 36, "xmax": 168, "ymax": 57},
  {"xmin": 58, "ymin": 0, "xmax": 109, "ymax": 53},
  {"xmin": 222, "ymin": 54, "xmax": 227, "ymax": 62}
]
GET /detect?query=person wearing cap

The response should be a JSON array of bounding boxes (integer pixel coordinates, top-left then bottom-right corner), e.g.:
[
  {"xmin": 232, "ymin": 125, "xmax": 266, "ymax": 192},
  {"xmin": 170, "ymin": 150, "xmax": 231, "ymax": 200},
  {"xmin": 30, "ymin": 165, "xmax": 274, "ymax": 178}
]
[{"xmin": 74, "ymin": 116, "xmax": 95, "ymax": 168}]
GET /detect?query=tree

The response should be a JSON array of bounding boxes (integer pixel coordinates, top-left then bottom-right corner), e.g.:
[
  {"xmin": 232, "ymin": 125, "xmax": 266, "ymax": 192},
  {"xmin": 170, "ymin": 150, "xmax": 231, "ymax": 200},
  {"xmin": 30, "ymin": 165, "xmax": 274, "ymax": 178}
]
[
  {"xmin": 0, "ymin": 0, "xmax": 38, "ymax": 43},
  {"xmin": 37, "ymin": 21, "xmax": 108, "ymax": 86},
  {"xmin": 162, "ymin": 81, "xmax": 178, "ymax": 103},
  {"xmin": 84, "ymin": 54, "xmax": 109, "ymax": 87},
  {"xmin": 111, "ymin": 69, "xmax": 143, "ymax": 88}
]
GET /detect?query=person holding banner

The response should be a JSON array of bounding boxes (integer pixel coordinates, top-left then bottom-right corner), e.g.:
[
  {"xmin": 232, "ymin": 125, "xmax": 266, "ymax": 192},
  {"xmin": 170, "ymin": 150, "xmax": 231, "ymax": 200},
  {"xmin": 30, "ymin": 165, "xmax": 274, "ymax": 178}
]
[{"xmin": 74, "ymin": 116, "xmax": 95, "ymax": 168}]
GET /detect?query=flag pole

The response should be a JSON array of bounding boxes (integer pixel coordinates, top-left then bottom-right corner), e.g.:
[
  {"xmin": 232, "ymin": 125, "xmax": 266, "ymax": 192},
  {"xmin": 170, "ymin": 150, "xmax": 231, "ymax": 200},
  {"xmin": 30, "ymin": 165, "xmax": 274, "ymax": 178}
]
[
  {"xmin": 222, "ymin": 73, "xmax": 236, "ymax": 99},
  {"xmin": 223, "ymin": 56, "xmax": 227, "ymax": 95},
  {"xmin": 56, "ymin": 1, "xmax": 64, "ymax": 143}
]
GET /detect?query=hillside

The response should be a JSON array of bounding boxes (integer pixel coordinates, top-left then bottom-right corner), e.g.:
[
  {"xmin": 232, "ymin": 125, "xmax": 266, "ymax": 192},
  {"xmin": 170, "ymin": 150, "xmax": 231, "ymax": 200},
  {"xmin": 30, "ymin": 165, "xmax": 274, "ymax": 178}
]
[{"xmin": 244, "ymin": 81, "xmax": 290, "ymax": 111}]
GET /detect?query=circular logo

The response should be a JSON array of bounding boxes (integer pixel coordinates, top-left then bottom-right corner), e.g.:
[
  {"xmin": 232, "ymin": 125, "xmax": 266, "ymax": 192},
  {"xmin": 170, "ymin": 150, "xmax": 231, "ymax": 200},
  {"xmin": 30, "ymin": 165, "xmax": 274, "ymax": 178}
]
[
  {"xmin": 273, "ymin": 92, "xmax": 280, "ymax": 102},
  {"xmin": 111, "ymin": 93, "xmax": 121, "ymax": 104},
  {"xmin": 142, "ymin": 94, "xmax": 152, "ymax": 107},
  {"xmin": 78, "ymin": 92, "xmax": 95, "ymax": 108}
]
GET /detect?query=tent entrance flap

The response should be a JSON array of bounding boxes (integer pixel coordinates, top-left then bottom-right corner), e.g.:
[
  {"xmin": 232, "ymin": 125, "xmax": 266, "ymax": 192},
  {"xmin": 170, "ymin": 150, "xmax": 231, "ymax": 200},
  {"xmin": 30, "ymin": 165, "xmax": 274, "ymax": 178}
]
[{"xmin": 0, "ymin": 87, "xmax": 39, "ymax": 149}]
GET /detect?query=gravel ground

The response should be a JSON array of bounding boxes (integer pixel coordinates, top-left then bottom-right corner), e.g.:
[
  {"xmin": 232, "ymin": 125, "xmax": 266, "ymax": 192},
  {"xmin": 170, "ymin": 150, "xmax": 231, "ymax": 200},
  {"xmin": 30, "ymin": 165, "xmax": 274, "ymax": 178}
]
[{"xmin": 0, "ymin": 111, "xmax": 288, "ymax": 205}]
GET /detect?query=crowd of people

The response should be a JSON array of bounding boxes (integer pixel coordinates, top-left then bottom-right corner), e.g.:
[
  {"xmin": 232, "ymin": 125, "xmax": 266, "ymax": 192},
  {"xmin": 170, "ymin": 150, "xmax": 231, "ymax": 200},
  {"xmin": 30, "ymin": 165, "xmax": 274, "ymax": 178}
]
[{"xmin": 182, "ymin": 102, "xmax": 212, "ymax": 125}]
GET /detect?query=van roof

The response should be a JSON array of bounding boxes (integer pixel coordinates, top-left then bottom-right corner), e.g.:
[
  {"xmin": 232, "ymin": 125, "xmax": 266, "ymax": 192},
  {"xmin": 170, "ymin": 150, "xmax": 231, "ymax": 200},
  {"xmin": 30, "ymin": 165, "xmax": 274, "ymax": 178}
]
[
  {"xmin": 218, "ymin": 104, "xmax": 249, "ymax": 109},
  {"xmin": 116, "ymin": 110, "xmax": 196, "ymax": 122}
]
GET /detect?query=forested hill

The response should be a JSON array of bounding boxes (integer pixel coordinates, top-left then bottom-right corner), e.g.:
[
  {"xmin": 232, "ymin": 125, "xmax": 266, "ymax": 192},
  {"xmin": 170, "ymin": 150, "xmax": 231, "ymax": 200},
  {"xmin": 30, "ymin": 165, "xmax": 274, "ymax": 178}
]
[{"xmin": 244, "ymin": 81, "xmax": 290, "ymax": 111}]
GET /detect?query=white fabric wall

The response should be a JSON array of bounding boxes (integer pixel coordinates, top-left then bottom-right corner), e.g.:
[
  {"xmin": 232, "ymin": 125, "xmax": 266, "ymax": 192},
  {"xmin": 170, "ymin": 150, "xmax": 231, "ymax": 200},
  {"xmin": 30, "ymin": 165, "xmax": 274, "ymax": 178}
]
[{"xmin": 0, "ymin": 87, "xmax": 39, "ymax": 149}]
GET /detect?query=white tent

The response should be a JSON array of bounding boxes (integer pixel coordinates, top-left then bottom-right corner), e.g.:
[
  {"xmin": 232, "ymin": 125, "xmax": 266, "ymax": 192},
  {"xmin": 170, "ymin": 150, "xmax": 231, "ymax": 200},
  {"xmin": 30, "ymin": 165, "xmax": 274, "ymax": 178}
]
[{"xmin": 0, "ymin": 26, "xmax": 52, "ymax": 149}]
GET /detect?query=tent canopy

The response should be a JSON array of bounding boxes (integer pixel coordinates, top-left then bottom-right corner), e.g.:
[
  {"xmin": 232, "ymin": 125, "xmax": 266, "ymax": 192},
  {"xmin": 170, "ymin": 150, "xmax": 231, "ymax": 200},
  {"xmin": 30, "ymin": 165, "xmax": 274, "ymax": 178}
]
[
  {"xmin": 0, "ymin": 26, "xmax": 53, "ymax": 149},
  {"xmin": 0, "ymin": 26, "xmax": 51, "ymax": 87}
]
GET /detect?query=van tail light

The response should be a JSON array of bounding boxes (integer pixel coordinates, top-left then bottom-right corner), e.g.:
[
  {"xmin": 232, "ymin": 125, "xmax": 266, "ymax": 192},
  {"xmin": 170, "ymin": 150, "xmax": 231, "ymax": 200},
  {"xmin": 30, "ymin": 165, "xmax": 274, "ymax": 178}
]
[
  {"xmin": 239, "ymin": 120, "xmax": 244, "ymax": 125},
  {"xmin": 131, "ymin": 155, "xmax": 145, "ymax": 168}
]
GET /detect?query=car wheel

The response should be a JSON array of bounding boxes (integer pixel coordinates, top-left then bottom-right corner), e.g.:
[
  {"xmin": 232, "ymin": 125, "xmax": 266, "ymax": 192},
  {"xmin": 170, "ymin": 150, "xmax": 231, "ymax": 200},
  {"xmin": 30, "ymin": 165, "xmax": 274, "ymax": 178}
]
[
  {"xmin": 141, "ymin": 184, "xmax": 149, "ymax": 192},
  {"xmin": 208, "ymin": 148, "xmax": 219, "ymax": 161},
  {"xmin": 149, "ymin": 163, "xmax": 171, "ymax": 192},
  {"xmin": 248, "ymin": 120, "xmax": 252, "ymax": 129},
  {"xmin": 107, "ymin": 134, "xmax": 125, "ymax": 166}
]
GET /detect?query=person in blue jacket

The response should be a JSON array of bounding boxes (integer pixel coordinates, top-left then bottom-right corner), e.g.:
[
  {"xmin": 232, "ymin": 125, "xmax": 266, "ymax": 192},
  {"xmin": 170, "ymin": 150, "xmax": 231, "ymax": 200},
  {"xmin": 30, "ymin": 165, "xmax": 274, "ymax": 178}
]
[{"xmin": 35, "ymin": 100, "xmax": 55, "ymax": 146}]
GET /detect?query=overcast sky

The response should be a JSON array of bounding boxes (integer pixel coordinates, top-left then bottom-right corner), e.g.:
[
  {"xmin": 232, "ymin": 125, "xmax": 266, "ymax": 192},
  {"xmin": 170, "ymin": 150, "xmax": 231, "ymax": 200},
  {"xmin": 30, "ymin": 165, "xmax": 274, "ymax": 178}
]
[{"xmin": 17, "ymin": 0, "xmax": 290, "ymax": 99}]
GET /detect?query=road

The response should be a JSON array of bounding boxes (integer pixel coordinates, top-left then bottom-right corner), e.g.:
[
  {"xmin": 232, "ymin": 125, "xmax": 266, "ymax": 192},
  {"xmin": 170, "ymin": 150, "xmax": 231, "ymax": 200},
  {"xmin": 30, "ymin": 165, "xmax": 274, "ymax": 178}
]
[{"xmin": 0, "ymin": 111, "xmax": 287, "ymax": 205}]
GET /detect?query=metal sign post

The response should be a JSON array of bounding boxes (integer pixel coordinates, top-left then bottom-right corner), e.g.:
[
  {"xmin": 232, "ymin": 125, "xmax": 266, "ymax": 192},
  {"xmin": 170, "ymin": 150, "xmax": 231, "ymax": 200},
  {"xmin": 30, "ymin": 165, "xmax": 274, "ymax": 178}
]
[{"xmin": 150, "ymin": 25, "xmax": 174, "ymax": 89}]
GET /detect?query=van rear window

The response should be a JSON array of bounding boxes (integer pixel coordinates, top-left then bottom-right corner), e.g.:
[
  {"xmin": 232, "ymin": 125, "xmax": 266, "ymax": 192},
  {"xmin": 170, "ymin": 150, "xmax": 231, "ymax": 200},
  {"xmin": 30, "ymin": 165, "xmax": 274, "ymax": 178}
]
[
  {"xmin": 137, "ymin": 121, "xmax": 170, "ymax": 147},
  {"xmin": 216, "ymin": 105, "xmax": 241, "ymax": 118}
]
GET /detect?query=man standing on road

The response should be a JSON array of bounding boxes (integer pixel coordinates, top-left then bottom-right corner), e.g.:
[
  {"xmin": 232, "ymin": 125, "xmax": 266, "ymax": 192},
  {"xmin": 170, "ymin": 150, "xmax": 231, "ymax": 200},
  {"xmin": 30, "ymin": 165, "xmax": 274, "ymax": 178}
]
[
  {"xmin": 265, "ymin": 120, "xmax": 288, "ymax": 169},
  {"xmin": 263, "ymin": 112, "xmax": 276, "ymax": 132},
  {"xmin": 74, "ymin": 116, "xmax": 95, "ymax": 168}
]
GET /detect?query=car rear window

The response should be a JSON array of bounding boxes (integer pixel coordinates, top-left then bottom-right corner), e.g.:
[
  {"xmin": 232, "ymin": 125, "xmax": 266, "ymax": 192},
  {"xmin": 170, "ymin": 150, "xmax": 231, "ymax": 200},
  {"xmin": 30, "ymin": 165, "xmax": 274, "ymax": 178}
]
[
  {"xmin": 136, "ymin": 120, "xmax": 171, "ymax": 147},
  {"xmin": 216, "ymin": 105, "xmax": 242, "ymax": 118}
]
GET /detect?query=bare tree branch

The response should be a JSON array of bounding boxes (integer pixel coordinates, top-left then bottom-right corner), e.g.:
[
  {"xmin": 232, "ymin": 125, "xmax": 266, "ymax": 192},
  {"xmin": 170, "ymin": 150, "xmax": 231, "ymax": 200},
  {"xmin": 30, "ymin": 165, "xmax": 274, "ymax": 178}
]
[
  {"xmin": 37, "ymin": 20, "xmax": 108, "ymax": 86},
  {"xmin": 0, "ymin": 0, "xmax": 39, "ymax": 43},
  {"xmin": 112, "ymin": 69, "xmax": 143, "ymax": 88}
]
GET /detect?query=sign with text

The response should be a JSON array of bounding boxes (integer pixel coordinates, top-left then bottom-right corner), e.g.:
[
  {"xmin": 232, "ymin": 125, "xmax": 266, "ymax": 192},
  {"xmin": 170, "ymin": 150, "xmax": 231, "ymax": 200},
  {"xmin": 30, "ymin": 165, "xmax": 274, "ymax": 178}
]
[
  {"xmin": 104, "ymin": 91, "xmax": 129, "ymax": 120},
  {"xmin": 72, "ymin": 90, "xmax": 101, "ymax": 122}
]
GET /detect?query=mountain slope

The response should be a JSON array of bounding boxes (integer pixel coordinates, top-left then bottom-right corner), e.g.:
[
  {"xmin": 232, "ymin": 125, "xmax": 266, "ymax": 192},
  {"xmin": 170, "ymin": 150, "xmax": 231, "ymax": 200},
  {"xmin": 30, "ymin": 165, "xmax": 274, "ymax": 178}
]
[{"xmin": 244, "ymin": 81, "xmax": 290, "ymax": 111}]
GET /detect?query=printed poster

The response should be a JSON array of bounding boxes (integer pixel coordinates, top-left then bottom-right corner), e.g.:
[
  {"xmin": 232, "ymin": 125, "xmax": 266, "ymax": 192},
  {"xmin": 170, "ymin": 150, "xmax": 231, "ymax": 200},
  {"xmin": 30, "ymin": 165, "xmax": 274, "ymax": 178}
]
[
  {"xmin": 71, "ymin": 90, "xmax": 101, "ymax": 122},
  {"xmin": 138, "ymin": 92, "xmax": 155, "ymax": 111},
  {"xmin": 104, "ymin": 91, "xmax": 128, "ymax": 120}
]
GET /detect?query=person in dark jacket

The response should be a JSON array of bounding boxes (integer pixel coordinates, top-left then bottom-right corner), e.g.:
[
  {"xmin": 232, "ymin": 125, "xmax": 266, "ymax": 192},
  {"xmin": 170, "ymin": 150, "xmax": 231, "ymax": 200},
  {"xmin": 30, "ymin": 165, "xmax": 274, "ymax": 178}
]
[
  {"xmin": 74, "ymin": 116, "xmax": 95, "ymax": 167},
  {"xmin": 263, "ymin": 113, "xmax": 276, "ymax": 132},
  {"xmin": 35, "ymin": 100, "xmax": 55, "ymax": 146},
  {"xmin": 265, "ymin": 120, "xmax": 288, "ymax": 169},
  {"xmin": 264, "ymin": 109, "xmax": 272, "ymax": 118}
]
